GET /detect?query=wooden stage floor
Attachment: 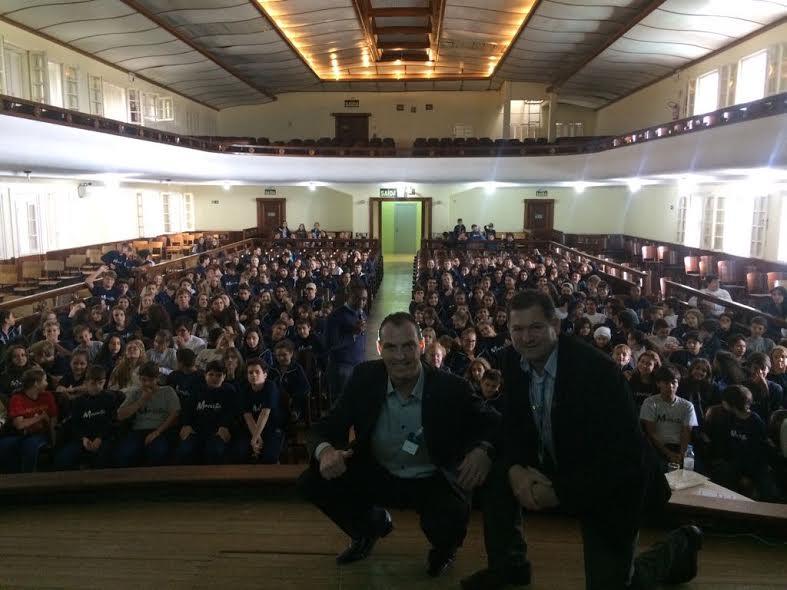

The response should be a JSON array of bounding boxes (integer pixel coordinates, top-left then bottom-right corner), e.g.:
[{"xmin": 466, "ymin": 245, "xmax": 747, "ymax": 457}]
[{"xmin": 0, "ymin": 488, "xmax": 784, "ymax": 590}]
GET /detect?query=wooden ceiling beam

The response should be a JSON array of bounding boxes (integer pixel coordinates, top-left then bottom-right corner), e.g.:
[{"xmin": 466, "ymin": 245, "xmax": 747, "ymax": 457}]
[
  {"xmin": 548, "ymin": 0, "xmax": 668, "ymax": 90},
  {"xmin": 374, "ymin": 25, "xmax": 430, "ymax": 35},
  {"xmin": 119, "ymin": 0, "xmax": 276, "ymax": 101},
  {"xmin": 378, "ymin": 40, "xmax": 430, "ymax": 50},
  {"xmin": 368, "ymin": 7, "xmax": 431, "ymax": 18}
]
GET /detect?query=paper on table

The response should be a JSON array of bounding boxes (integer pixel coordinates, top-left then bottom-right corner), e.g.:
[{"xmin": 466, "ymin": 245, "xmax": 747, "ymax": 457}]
[{"xmin": 665, "ymin": 469, "xmax": 709, "ymax": 491}]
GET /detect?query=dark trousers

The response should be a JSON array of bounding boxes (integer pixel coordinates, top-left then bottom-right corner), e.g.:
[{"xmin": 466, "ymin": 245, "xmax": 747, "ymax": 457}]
[
  {"xmin": 298, "ymin": 458, "xmax": 470, "ymax": 552},
  {"xmin": 0, "ymin": 436, "xmax": 21, "ymax": 473},
  {"xmin": 113, "ymin": 430, "xmax": 174, "ymax": 467},
  {"xmin": 326, "ymin": 361, "xmax": 355, "ymax": 406},
  {"xmin": 228, "ymin": 429, "xmax": 285, "ymax": 464},
  {"xmin": 175, "ymin": 433, "xmax": 228, "ymax": 465},
  {"xmin": 480, "ymin": 460, "xmax": 687, "ymax": 590},
  {"xmin": 54, "ymin": 439, "xmax": 114, "ymax": 470}
]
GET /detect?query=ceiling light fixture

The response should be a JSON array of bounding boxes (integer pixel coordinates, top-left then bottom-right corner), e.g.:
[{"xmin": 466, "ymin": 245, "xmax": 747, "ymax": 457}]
[
  {"xmin": 627, "ymin": 178, "xmax": 643, "ymax": 193},
  {"xmin": 572, "ymin": 181, "xmax": 588, "ymax": 194}
]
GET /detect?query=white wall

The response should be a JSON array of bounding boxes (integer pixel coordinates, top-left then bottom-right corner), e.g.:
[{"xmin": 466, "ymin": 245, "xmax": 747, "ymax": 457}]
[
  {"xmin": 0, "ymin": 20, "xmax": 218, "ymax": 136},
  {"xmin": 0, "ymin": 177, "xmax": 192, "ymax": 259},
  {"xmin": 596, "ymin": 22, "xmax": 787, "ymax": 135},
  {"xmin": 217, "ymin": 91, "xmax": 506, "ymax": 145},
  {"xmin": 191, "ymin": 185, "xmax": 354, "ymax": 232}
]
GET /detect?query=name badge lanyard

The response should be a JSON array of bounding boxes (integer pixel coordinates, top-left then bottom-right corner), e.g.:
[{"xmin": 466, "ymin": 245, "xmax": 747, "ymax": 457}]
[
  {"xmin": 530, "ymin": 376, "xmax": 548, "ymax": 465},
  {"xmin": 402, "ymin": 426, "xmax": 424, "ymax": 456}
]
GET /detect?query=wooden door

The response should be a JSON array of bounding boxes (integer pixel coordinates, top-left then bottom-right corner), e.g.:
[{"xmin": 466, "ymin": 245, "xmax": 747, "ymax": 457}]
[
  {"xmin": 256, "ymin": 198, "xmax": 286, "ymax": 238},
  {"xmin": 524, "ymin": 199, "xmax": 554, "ymax": 239},
  {"xmin": 334, "ymin": 114, "xmax": 369, "ymax": 143}
]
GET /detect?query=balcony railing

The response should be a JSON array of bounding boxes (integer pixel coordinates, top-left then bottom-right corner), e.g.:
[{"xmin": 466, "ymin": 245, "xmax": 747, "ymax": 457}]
[{"xmin": 1, "ymin": 92, "xmax": 785, "ymax": 158}]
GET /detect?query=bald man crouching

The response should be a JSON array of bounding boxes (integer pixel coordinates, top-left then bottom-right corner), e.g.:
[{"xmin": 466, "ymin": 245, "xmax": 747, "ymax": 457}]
[{"xmin": 298, "ymin": 311, "xmax": 500, "ymax": 577}]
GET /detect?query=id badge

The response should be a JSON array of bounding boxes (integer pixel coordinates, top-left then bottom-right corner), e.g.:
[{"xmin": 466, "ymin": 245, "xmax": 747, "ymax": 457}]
[{"xmin": 402, "ymin": 439, "xmax": 419, "ymax": 455}]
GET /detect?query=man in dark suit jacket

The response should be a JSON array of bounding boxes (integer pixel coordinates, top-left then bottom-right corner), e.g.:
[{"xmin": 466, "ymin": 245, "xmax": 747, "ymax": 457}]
[
  {"xmin": 462, "ymin": 290, "xmax": 702, "ymax": 590},
  {"xmin": 298, "ymin": 312, "xmax": 500, "ymax": 577}
]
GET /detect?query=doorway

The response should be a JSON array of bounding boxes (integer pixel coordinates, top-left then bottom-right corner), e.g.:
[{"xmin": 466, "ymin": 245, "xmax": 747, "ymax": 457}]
[
  {"xmin": 381, "ymin": 201, "xmax": 421, "ymax": 255},
  {"xmin": 524, "ymin": 199, "xmax": 555, "ymax": 240},
  {"xmin": 333, "ymin": 113, "xmax": 370, "ymax": 143},
  {"xmin": 256, "ymin": 198, "xmax": 286, "ymax": 238}
]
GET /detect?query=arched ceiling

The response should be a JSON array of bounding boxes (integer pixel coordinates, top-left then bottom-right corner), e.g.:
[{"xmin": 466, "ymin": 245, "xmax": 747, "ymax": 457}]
[{"xmin": 0, "ymin": 0, "xmax": 785, "ymax": 109}]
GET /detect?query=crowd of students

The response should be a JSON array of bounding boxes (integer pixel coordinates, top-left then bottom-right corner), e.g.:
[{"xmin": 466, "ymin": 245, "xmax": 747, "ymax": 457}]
[
  {"xmin": 411, "ymin": 247, "xmax": 787, "ymax": 502},
  {"xmin": 0, "ymin": 235, "xmax": 380, "ymax": 473}
]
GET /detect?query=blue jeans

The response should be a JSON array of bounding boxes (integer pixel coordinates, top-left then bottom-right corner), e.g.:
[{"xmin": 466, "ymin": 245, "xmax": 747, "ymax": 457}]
[
  {"xmin": 175, "ymin": 433, "xmax": 228, "ymax": 465},
  {"xmin": 54, "ymin": 439, "xmax": 114, "ymax": 471},
  {"xmin": 113, "ymin": 430, "xmax": 174, "ymax": 467},
  {"xmin": 17, "ymin": 434, "xmax": 50, "ymax": 472}
]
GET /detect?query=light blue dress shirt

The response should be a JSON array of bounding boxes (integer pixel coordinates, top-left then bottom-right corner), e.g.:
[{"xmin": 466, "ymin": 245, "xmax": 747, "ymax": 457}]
[
  {"xmin": 371, "ymin": 367, "xmax": 436, "ymax": 479},
  {"xmin": 520, "ymin": 346, "xmax": 559, "ymax": 466}
]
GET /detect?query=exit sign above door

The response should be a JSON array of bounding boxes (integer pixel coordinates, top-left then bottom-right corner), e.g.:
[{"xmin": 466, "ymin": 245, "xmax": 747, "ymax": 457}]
[{"xmin": 380, "ymin": 188, "xmax": 398, "ymax": 198}]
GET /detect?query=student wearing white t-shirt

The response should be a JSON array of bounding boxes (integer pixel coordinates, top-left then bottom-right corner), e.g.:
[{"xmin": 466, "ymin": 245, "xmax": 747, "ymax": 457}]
[{"xmin": 640, "ymin": 364, "xmax": 698, "ymax": 471}]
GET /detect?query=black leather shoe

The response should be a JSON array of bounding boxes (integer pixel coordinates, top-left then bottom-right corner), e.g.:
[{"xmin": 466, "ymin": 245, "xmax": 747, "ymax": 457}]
[
  {"xmin": 426, "ymin": 548, "xmax": 456, "ymax": 577},
  {"xmin": 335, "ymin": 510, "xmax": 393, "ymax": 565},
  {"xmin": 665, "ymin": 525, "xmax": 703, "ymax": 584},
  {"xmin": 460, "ymin": 562, "xmax": 532, "ymax": 590}
]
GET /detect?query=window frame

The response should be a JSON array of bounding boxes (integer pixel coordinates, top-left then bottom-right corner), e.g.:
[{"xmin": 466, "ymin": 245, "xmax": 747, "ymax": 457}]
[
  {"xmin": 693, "ymin": 69, "xmax": 720, "ymax": 116},
  {"xmin": 735, "ymin": 49, "xmax": 768, "ymax": 105},
  {"xmin": 88, "ymin": 74, "xmax": 104, "ymax": 116}
]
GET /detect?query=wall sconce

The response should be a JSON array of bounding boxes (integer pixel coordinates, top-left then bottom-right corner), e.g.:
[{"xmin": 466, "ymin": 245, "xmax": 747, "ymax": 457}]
[
  {"xmin": 355, "ymin": 199, "xmax": 367, "ymax": 205},
  {"xmin": 434, "ymin": 200, "xmax": 444, "ymax": 205}
]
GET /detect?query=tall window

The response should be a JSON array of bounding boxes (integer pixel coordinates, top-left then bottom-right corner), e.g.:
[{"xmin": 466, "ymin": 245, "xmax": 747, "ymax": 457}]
[
  {"xmin": 676, "ymin": 196, "xmax": 688, "ymax": 244},
  {"xmin": 693, "ymin": 70, "xmax": 719, "ymax": 116},
  {"xmin": 127, "ymin": 89, "xmax": 142, "ymax": 124},
  {"xmin": 2, "ymin": 44, "xmax": 27, "ymax": 98},
  {"xmin": 736, "ymin": 50, "xmax": 767, "ymax": 104},
  {"xmin": 750, "ymin": 195, "xmax": 768, "ymax": 258},
  {"xmin": 136, "ymin": 192, "xmax": 144, "ymax": 237},
  {"xmin": 103, "ymin": 81, "xmax": 126, "ymax": 121},
  {"xmin": 162, "ymin": 192, "xmax": 171, "ymax": 233},
  {"xmin": 48, "ymin": 61, "xmax": 63, "ymax": 107},
  {"xmin": 183, "ymin": 193, "xmax": 195, "ymax": 230},
  {"xmin": 510, "ymin": 100, "xmax": 543, "ymax": 139},
  {"xmin": 701, "ymin": 195, "xmax": 725, "ymax": 251},
  {"xmin": 63, "ymin": 65, "xmax": 79, "ymax": 110},
  {"xmin": 88, "ymin": 74, "xmax": 103, "ymax": 116},
  {"xmin": 156, "ymin": 96, "xmax": 174, "ymax": 122},
  {"xmin": 779, "ymin": 192, "xmax": 787, "ymax": 262},
  {"xmin": 26, "ymin": 202, "xmax": 39, "ymax": 252},
  {"xmin": 28, "ymin": 52, "xmax": 47, "ymax": 103}
]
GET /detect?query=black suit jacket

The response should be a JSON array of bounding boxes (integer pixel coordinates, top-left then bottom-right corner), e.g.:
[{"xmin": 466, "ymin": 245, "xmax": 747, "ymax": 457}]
[
  {"xmin": 308, "ymin": 359, "xmax": 501, "ymax": 475},
  {"xmin": 500, "ymin": 335, "xmax": 669, "ymax": 531}
]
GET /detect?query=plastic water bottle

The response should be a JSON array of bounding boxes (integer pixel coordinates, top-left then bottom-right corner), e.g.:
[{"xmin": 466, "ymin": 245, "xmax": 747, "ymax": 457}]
[{"xmin": 683, "ymin": 445, "xmax": 695, "ymax": 472}]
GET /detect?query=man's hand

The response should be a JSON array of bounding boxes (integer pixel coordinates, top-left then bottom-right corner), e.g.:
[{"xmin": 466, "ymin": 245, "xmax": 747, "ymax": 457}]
[
  {"xmin": 144, "ymin": 431, "xmax": 159, "ymax": 446},
  {"xmin": 509, "ymin": 465, "xmax": 559, "ymax": 511},
  {"xmin": 82, "ymin": 437, "xmax": 92, "ymax": 451},
  {"xmin": 179, "ymin": 425, "xmax": 194, "ymax": 440},
  {"xmin": 216, "ymin": 427, "xmax": 231, "ymax": 443},
  {"xmin": 457, "ymin": 447, "xmax": 492, "ymax": 490},
  {"xmin": 318, "ymin": 446, "xmax": 354, "ymax": 480}
]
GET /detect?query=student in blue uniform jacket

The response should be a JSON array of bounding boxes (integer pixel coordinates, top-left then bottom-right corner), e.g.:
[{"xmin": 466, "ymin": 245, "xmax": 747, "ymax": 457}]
[
  {"xmin": 54, "ymin": 365, "xmax": 119, "ymax": 470},
  {"xmin": 270, "ymin": 339, "xmax": 311, "ymax": 423},
  {"xmin": 175, "ymin": 361, "xmax": 237, "ymax": 465},
  {"xmin": 325, "ymin": 283, "xmax": 368, "ymax": 404}
]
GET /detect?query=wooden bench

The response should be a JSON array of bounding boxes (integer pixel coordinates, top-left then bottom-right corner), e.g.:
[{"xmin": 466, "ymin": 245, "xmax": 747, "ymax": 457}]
[{"xmin": 0, "ymin": 464, "xmax": 305, "ymax": 495}]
